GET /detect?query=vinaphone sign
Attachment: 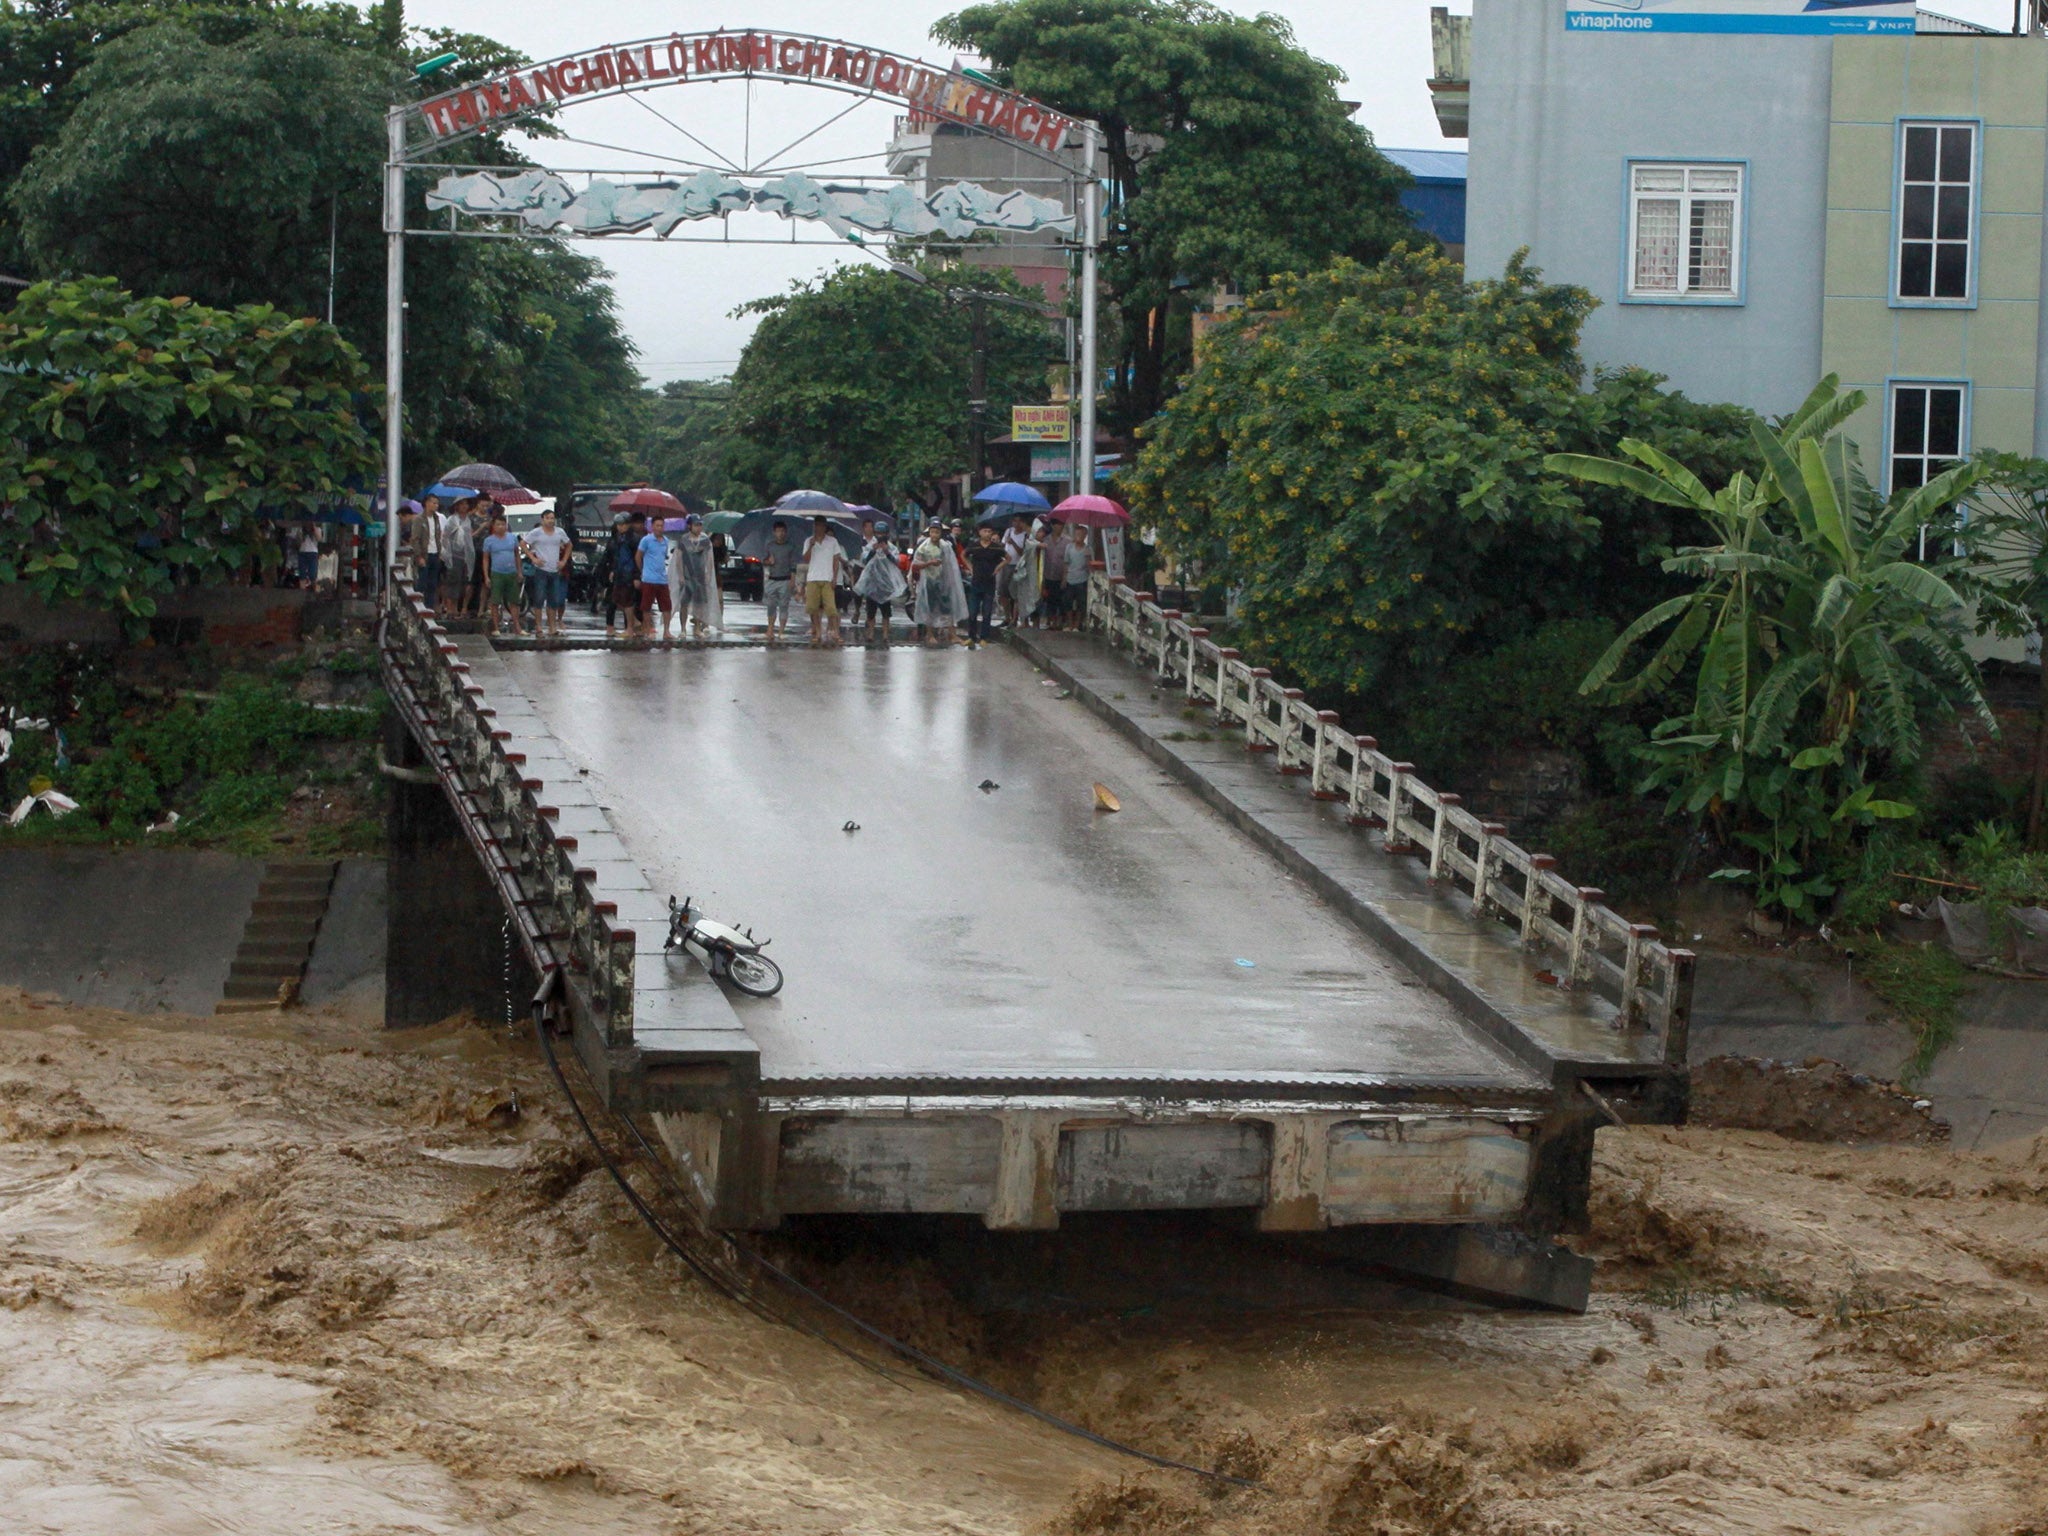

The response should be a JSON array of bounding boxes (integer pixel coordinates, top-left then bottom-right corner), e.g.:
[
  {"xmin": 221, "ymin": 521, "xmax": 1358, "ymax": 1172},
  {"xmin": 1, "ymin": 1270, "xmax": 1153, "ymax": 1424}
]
[{"xmin": 410, "ymin": 30, "xmax": 1078, "ymax": 157}]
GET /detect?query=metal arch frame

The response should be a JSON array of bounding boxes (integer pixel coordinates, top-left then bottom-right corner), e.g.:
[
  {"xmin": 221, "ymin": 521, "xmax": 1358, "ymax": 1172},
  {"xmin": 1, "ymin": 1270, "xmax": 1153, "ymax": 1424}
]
[{"xmin": 382, "ymin": 32, "xmax": 1103, "ymax": 572}]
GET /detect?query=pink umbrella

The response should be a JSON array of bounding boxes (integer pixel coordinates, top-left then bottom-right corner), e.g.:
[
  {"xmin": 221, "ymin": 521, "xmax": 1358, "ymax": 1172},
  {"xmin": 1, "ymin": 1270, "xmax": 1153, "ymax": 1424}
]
[{"xmin": 1049, "ymin": 494, "xmax": 1129, "ymax": 528}]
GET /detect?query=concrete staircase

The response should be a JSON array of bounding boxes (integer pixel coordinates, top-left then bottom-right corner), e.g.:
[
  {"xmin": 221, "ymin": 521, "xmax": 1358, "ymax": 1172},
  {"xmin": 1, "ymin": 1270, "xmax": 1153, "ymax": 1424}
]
[{"xmin": 216, "ymin": 860, "xmax": 338, "ymax": 1013}]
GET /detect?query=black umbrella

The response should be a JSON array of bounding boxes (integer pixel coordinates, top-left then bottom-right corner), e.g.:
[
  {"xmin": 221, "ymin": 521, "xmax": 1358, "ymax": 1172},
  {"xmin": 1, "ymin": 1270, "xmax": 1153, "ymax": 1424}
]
[
  {"xmin": 728, "ymin": 509, "xmax": 862, "ymax": 561},
  {"xmin": 438, "ymin": 462, "xmax": 542, "ymax": 506},
  {"xmin": 976, "ymin": 504, "xmax": 1042, "ymax": 530}
]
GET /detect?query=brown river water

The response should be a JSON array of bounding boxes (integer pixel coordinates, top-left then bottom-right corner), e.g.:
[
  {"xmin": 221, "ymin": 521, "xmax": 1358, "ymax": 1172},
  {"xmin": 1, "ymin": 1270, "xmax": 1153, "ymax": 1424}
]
[{"xmin": 3, "ymin": 989, "xmax": 2046, "ymax": 1535}]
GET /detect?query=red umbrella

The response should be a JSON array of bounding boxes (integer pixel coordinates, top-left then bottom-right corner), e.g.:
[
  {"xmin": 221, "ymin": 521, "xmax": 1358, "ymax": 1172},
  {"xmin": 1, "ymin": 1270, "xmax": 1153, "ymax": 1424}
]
[
  {"xmin": 607, "ymin": 486, "xmax": 688, "ymax": 515},
  {"xmin": 1049, "ymin": 494, "xmax": 1129, "ymax": 528},
  {"xmin": 485, "ymin": 485, "xmax": 541, "ymax": 506}
]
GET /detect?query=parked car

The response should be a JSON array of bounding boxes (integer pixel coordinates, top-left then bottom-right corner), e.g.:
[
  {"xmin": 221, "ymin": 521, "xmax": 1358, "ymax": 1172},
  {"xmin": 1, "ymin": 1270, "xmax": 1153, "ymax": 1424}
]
[{"xmin": 719, "ymin": 540, "xmax": 764, "ymax": 601}]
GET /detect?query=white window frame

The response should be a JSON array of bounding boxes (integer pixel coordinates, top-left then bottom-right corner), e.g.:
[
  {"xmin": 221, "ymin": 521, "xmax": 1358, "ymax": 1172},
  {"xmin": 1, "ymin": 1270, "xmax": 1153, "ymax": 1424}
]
[
  {"xmin": 1893, "ymin": 119, "xmax": 1978, "ymax": 307},
  {"xmin": 1623, "ymin": 160, "xmax": 1745, "ymax": 304},
  {"xmin": 1886, "ymin": 380, "xmax": 1968, "ymax": 558}
]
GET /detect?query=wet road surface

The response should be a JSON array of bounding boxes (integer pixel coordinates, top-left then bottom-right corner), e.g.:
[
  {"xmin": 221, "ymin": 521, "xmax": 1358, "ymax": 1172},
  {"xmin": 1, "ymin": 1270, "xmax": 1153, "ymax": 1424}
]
[{"xmin": 495, "ymin": 643, "xmax": 1540, "ymax": 1090}]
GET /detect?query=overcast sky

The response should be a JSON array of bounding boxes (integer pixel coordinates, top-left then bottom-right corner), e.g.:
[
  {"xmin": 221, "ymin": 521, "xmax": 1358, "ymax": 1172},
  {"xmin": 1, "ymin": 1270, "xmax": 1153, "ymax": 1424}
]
[{"xmin": 399, "ymin": 0, "xmax": 2021, "ymax": 386}]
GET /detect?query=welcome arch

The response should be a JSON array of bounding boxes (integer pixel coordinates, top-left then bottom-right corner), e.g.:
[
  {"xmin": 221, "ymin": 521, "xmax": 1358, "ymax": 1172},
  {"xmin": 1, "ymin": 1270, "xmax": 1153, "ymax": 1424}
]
[{"xmin": 380, "ymin": 29, "xmax": 1103, "ymax": 564}]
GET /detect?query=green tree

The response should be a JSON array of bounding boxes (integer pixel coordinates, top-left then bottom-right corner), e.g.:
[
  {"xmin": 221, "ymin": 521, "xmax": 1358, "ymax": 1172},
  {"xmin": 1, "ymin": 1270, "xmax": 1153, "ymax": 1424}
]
[
  {"xmin": 425, "ymin": 239, "xmax": 647, "ymax": 493},
  {"xmin": 8, "ymin": 21, "xmax": 394, "ymax": 319},
  {"xmin": 934, "ymin": 0, "xmax": 1415, "ymax": 427},
  {"xmin": 640, "ymin": 379, "xmax": 747, "ymax": 510},
  {"xmin": 0, "ymin": 274, "xmax": 378, "ymax": 620},
  {"xmin": 1127, "ymin": 249, "xmax": 1748, "ymax": 692},
  {"xmin": 2, "ymin": 12, "xmax": 645, "ymax": 495},
  {"xmin": 726, "ymin": 262, "xmax": 1060, "ymax": 511},
  {"xmin": 1550, "ymin": 377, "xmax": 1993, "ymax": 919},
  {"xmin": 1960, "ymin": 451, "xmax": 2048, "ymax": 846},
  {"xmin": 0, "ymin": 0, "xmax": 403, "ymax": 272}
]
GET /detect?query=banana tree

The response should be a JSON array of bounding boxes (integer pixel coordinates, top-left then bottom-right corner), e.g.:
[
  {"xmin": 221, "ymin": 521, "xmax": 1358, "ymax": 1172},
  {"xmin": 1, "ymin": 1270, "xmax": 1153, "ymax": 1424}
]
[
  {"xmin": 1959, "ymin": 452, "xmax": 2048, "ymax": 848},
  {"xmin": 1545, "ymin": 376, "xmax": 1993, "ymax": 918}
]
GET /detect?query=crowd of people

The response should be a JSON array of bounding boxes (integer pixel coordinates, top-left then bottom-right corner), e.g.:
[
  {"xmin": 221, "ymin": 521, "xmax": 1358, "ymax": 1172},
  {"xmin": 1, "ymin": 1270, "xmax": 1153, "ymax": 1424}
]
[
  {"xmin": 402, "ymin": 490, "xmax": 577, "ymax": 638},
  {"xmin": 400, "ymin": 491, "xmax": 1102, "ymax": 648},
  {"xmin": 594, "ymin": 509, "xmax": 1098, "ymax": 648}
]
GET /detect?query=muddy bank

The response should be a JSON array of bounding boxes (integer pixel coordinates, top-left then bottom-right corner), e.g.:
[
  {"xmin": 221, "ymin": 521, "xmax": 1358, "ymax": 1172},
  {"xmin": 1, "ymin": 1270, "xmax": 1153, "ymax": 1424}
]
[
  {"xmin": 2, "ymin": 990, "xmax": 2045, "ymax": 1535},
  {"xmin": 1689, "ymin": 1054, "xmax": 1951, "ymax": 1145}
]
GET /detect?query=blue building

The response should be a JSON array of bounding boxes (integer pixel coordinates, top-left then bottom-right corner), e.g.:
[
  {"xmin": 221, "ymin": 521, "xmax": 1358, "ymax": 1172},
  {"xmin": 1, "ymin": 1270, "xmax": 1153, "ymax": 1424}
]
[{"xmin": 1382, "ymin": 146, "xmax": 1469, "ymax": 263}]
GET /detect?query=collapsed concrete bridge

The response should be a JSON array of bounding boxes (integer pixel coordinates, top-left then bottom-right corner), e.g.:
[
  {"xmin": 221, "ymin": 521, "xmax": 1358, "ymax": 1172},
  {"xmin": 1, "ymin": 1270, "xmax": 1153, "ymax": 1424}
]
[{"xmin": 378, "ymin": 578, "xmax": 1692, "ymax": 1310}]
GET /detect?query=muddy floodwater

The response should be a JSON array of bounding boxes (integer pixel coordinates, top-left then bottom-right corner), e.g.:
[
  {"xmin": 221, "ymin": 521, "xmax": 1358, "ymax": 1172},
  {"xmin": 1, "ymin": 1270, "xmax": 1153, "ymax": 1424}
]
[{"xmin": 3, "ymin": 990, "xmax": 2046, "ymax": 1535}]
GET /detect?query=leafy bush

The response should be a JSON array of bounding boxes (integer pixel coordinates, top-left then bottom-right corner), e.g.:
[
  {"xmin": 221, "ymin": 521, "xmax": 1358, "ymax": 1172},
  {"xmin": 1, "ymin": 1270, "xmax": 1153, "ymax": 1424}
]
[
  {"xmin": 0, "ymin": 276, "xmax": 377, "ymax": 624},
  {"xmin": 1544, "ymin": 796, "xmax": 1700, "ymax": 908},
  {"xmin": 1126, "ymin": 247, "xmax": 1758, "ymax": 698},
  {"xmin": 2, "ymin": 656, "xmax": 378, "ymax": 838},
  {"xmin": 1552, "ymin": 377, "xmax": 1991, "ymax": 923},
  {"xmin": 1376, "ymin": 618, "xmax": 1647, "ymax": 794},
  {"xmin": 194, "ymin": 772, "xmax": 291, "ymax": 825}
]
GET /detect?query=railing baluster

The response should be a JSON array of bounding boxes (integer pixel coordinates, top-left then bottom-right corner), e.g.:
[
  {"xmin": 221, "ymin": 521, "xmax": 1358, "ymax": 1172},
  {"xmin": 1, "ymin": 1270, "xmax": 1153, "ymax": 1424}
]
[
  {"xmin": 1520, "ymin": 853, "xmax": 1556, "ymax": 943},
  {"xmin": 1566, "ymin": 888, "xmax": 1605, "ymax": 986},
  {"xmin": 1426, "ymin": 793, "xmax": 1460, "ymax": 881}
]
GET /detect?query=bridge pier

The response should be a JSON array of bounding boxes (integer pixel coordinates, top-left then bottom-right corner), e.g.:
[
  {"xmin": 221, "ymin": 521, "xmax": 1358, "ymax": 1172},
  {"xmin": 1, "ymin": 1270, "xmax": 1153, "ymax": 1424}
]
[{"xmin": 383, "ymin": 713, "xmax": 536, "ymax": 1028}]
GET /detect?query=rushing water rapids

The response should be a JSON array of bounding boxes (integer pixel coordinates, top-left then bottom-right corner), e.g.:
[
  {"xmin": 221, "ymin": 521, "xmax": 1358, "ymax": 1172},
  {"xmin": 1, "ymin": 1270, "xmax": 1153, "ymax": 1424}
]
[{"xmin": 3, "ymin": 989, "xmax": 2046, "ymax": 1535}]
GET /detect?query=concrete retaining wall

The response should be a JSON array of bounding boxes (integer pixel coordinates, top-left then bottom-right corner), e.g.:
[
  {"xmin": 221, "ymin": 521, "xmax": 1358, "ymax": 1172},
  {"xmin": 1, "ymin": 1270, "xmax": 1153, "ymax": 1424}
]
[
  {"xmin": 0, "ymin": 848, "xmax": 386, "ymax": 1017},
  {"xmin": 0, "ymin": 848, "xmax": 261, "ymax": 1013},
  {"xmin": 300, "ymin": 858, "xmax": 389, "ymax": 1021},
  {"xmin": 0, "ymin": 586, "xmax": 310, "ymax": 647},
  {"xmin": 1692, "ymin": 953, "xmax": 2048, "ymax": 1151}
]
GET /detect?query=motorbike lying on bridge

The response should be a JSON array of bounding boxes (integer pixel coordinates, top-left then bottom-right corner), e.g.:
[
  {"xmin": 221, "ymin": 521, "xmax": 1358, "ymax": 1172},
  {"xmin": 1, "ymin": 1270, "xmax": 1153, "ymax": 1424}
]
[{"xmin": 665, "ymin": 896, "xmax": 784, "ymax": 997}]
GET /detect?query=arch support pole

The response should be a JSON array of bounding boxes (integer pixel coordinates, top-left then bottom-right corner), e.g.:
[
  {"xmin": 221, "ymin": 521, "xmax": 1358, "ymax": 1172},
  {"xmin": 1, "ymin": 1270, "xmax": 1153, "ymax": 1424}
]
[
  {"xmin": 1075, "ymin": 121, "xmax": 1101, "ymax": 498},
  {"xmin": 383, "ymin": 106, "xmax": 406, "ymax": 582}
]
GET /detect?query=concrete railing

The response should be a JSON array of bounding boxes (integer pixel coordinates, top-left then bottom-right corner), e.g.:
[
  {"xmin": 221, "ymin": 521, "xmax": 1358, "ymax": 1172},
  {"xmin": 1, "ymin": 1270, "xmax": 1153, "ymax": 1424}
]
[
  {"xmin": 380, "ymin": 585, "xmax": 637, "ymax": 1045},
  {"xmin": 1087, "ymin": 573, "xmax": 1693, "ymax": 1062}
]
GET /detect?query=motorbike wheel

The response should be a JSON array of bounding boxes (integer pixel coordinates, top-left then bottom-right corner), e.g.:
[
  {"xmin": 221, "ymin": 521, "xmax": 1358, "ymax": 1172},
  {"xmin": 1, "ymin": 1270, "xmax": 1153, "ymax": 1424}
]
[{"xmin": 725, "ymin": 952, "xmax": 783, "ymax": 998}]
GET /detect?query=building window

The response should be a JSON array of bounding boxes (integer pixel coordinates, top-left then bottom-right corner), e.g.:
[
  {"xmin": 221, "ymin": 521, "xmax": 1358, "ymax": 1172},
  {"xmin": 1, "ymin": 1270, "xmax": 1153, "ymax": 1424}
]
[
  {"xmin": 1627, "ymin": 163, "xmax": 1742, "ymax": 301},
  {"xmin": 1897, "ymin": 122, "xmax": 1975, "ymax": 302},
  {"xmin": 1889, "ymin": 381, "xmax": 1966, "ymax": 557}
]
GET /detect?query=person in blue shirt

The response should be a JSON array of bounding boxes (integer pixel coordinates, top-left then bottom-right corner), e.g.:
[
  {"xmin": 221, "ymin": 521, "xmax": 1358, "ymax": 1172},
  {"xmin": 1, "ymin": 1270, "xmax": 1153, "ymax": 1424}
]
[
  {"xmin": 637, "ymin": 516, "xmax": 675, "ymax": 642},
  {"xmin": 478, "ymin": 514, "xmax": 524, "ymax": 637}
]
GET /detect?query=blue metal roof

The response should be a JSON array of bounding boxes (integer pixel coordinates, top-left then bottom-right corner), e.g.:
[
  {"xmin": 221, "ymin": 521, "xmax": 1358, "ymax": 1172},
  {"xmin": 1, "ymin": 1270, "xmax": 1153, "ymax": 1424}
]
[{"xmin": 1380, "ymin": 147, "xmax": 1469, "ymax": 185}]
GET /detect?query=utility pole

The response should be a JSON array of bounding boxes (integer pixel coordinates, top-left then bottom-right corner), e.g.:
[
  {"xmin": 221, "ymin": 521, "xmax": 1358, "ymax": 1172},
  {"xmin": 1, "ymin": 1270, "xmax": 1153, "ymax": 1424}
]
[
  {"xmin": 326, "ymin": 196, "xmax": 338, "ymax": 326},
  {"xmin": 1076, "ymin": 121, "xmax": 1101, "ymax": 499},
  {"xmin": 968, "ymin": 295, "xmax": 988, "ymax": 492}
]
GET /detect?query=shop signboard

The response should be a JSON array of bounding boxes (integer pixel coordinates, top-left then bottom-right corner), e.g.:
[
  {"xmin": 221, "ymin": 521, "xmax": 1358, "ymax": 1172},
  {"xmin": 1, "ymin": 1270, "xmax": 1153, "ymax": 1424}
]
[
  {"xmin": 1028, "ymin": 447, "xmax": 1118, "ymax": 483},
  {"xmin": 1011, "ymin": 404, "xmax": 1070, "ymax": 443},
  {"xmin": 1564, "ymin": 0, "xmax": 1913, "ymax": 33}
]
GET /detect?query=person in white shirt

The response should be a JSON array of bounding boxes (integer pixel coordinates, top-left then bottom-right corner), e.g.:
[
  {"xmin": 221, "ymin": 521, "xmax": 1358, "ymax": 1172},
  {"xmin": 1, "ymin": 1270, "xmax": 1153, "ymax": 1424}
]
[
  {"xmin": 520, "ymin": 509, "xmax": 574, "ymax": 640},
  {"xmin": 438, "ymin": 500, "xmax": 475, "ymax": 618},
  {"xmin": 800, "ymin": 515, "xmax": 845, "ymax": 646}
]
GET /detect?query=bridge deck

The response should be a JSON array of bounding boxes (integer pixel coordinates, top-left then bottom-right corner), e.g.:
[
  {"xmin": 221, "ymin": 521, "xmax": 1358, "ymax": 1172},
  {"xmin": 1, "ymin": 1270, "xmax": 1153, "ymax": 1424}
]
[{"xmin": 490, "ymin": 643, "xmax": 1544, "ymax": 1097}]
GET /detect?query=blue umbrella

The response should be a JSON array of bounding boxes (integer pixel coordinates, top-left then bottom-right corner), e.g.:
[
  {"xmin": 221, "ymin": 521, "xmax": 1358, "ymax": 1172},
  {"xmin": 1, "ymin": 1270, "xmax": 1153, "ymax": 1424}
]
[
  {"xmin": 774, "ymin": 488, "xmax": 848, "ymax": 513},
  {"xmin": 421, "ymin": 482, "xmax": 479, "ymax": 501},
  {"xmin": 971, "ymin": 480, "xmax": 1051, "ymax": 511}
]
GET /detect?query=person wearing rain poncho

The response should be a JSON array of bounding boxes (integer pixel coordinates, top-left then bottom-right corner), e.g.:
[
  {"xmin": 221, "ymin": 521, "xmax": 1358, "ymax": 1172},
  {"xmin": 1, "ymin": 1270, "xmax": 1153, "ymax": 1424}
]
[
  {"xmin": 912, "ymin": 523, "xmax": 966, "ymax": 647},
  {"xmin": 1004, "ymin": 516, "xmax": 1045, "ymax": 629},
  {"xmin": 668, "ymin": 514, "xmax": 723, "ymax": 639},
  {"xmin": 853, "ymin": 527, "xmax": 908, "ymax": 643}
]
